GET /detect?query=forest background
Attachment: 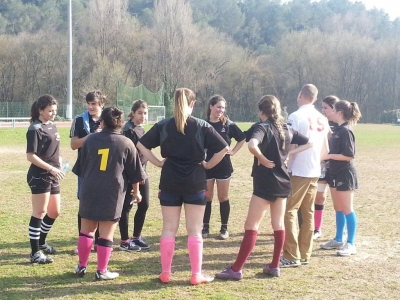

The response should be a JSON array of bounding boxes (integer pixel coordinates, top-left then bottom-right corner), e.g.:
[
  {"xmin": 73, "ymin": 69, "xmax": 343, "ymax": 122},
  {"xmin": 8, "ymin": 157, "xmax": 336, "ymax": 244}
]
[{"xmin": 0, "ymin": 0, "xmax": 399, "ymax": 122}]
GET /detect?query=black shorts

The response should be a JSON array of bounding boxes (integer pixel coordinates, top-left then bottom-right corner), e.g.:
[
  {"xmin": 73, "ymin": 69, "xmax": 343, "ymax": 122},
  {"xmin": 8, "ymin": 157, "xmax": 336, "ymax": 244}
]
[
  {"xmin": 158, "ymin": 190, "xmax": 207, "ymax": 207},
  {"xmin": 253, "ymin": 179, "xmax": 280, "ymax": 203},
  {"xmin": 27, "ymin": 170, "xmax": 60, "ymax": 195},
  {"xmin": 327, "ymin": 167, "xmax": 358, "ymax": 191}
]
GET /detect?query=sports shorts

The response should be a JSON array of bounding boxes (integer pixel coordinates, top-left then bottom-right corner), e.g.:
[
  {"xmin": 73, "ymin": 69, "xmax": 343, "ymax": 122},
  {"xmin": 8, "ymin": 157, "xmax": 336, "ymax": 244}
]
[
  {"xmin": 158, "ymin": 190, "xmax": 207, "ymax": 207},
  {"xmin": 327, "ymin": 166, "xmax": 358, "ymax": 191},
  {"xmin": 27, "ymin": 170, "xmax": 60, "ymax": 195},
  {"xmin": 252, "ymin": 178, "xmax": 281, "ymax": 203}
]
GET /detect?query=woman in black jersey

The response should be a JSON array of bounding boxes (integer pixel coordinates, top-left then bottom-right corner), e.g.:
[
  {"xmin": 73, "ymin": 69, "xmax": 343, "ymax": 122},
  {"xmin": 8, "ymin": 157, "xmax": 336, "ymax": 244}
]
[
  {"xmin": 73, "ymin": 107, "xmax": 146, "ymax": 281},
  {"xmin": 313, "ymin": 96, "xmax": 340, "ymax": 240},
  {"xmin": 320, "ymin": 100, "xmax": 361, "ymax": 256},
  {"xmin": 119, "ymin": 100, "xmax": 151, "ymax": 251},
  {"xmin": 137, "ymin": 88, "xmax": 229, "ymax": 285},
  {"xmin": 216, "ymin": 95, "xmax": 311, "ymax": 280},
  {"xmin": 26, "ymin": 95, "xmax": 65, "ymax": 264},
  {"xmin": 202, "ymin": 95, "xmax": 246, "ymax": 240}
]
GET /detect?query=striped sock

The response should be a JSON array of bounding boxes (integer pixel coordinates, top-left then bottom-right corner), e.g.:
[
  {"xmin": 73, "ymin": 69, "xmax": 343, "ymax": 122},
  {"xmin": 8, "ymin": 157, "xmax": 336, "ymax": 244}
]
[
  {"xmin": 39, "ymin": 214, "xmax": 55, "ymax": 246},
  {"xmin": 97, "ymin": 238, "xmax": 113, "ymax": 273},
  {"xmin": 29, "ymin": 216, "xmax": 42, "ymax": 255}
]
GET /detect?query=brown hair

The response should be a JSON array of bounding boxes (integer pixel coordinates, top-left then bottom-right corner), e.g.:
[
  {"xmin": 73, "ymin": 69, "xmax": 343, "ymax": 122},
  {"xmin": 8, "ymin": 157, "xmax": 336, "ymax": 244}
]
[
  {"xmin": 206, "ymin": 94, "xmax": 228, "ymax": 125},
  {"xmin": 174, "ymin": 88, "xmax": 196, "ymax": 134},
  {"xmin": 30, "ymin": 94, "xmax": 58, "ymax": 123},
  {"xmin": 86, "ymin": 90, "xmax": 106, "ymax": 105},
  {"xmin": 100, "ymin": 107, "xmax": 124, "ymax": 130},
  {"xmin": 300, "ymin": 84, "xmax": 318, "ymax": 102},
  {"xmin": 128, "ymin": 99, "xmax": 148, "ymax": 119},
  {"xmin": 334, "ymin": 100, "xmax": 362, "ymax": 125},
  {"xmin": 322, "ymin": 95, "xmax": 340, "ymax": 108},
  {"xmin": 258, "ymin": 95, "xmax": 286, "ymax": 149}
]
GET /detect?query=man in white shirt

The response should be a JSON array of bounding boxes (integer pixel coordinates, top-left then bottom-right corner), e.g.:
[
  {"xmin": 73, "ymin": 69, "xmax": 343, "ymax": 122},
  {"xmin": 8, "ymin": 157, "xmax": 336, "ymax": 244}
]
[{"xmin": 281, "ymin": 84, "xmax": 329, "ymax": 267}]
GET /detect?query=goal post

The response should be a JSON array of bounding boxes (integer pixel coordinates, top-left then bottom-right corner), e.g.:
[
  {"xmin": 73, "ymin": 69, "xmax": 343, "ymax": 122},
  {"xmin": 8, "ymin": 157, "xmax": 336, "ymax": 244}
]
[{"xmin": 116, "ymin": 80, "xmax": 165, "ymax": 123}]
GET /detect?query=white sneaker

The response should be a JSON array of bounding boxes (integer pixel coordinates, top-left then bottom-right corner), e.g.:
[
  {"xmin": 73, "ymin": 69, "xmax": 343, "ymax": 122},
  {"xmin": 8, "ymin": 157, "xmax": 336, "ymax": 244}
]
[
  {"xmin": 95, "ymin": 270, "xmax": 119, "ymax": 280},
  {"xmin": 337, "ymin": 243, "xmax": 357, "ymax": 256},
  {"xmin": 313, "ymin": 230, "xmax": 322, "ymax": 240},
  {"xmin": 320, "ymin": 238, "xmax": 344, "ymax": 250},
  {"xmin": 220, "ymin": 228, "xmax": 229, "ymax": 240}
]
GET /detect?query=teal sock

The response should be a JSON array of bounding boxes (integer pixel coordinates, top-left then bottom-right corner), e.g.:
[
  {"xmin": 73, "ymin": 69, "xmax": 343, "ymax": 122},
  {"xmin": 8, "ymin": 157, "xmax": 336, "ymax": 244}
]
[
  {"xmin": 335, "ymin": 211, "xmax": 346, "ymax": 242},
  {"xmin": 345, "ymin": 212, "xmax": 357, "ymax": 245}
]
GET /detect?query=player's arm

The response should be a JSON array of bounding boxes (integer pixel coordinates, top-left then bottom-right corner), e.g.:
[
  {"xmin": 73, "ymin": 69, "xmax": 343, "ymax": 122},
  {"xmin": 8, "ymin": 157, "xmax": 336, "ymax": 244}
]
[
  {"xmin": 136, "ymin": 142, "xmax": 164, "ymax": 168},
  {"xmin": 131, "ymin": 182, "xmax": 142, "ymax": 203},
  {"xmin": 228, "ymin": 139, "xmax": 245, "ymax": 156},
  {"xmin": 70, "ymin": 135, "xmax": 90, "ymax": 150},
  {"xmin": 202, "ymin": 146, "xmax": 229, "ymax": 170},
  {"xmin": 324, "ymin": 153, "xmax": 353, "ymax": 161},
  {"xmin": 26, "ymin": 152, "xmax": 65, "ymax": 180},
  {"xmin": 248, "ymin": 138, "xmax": 275, "ymax": 168}
]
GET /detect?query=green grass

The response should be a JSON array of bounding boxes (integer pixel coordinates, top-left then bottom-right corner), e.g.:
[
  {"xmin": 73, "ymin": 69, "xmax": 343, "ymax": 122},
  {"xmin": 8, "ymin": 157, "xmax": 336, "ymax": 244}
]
[{"xmin": 0, "ymin": 123, "xmax": 399, "ymax": 299}]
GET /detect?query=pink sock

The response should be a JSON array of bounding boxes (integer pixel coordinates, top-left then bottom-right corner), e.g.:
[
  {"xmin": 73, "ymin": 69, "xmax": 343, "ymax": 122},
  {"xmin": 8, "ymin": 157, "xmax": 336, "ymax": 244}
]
[
  {"xmin": 314, "ymin": 210, "xmax": 324, "ymax": 231},
  {"xmin": 160, "ymin": 237, "xmax": 175, "ymax": 274},
  {"xmin": 187, "ymin": 236, "xmax": 203, "ymax": 276},
  {"xmin": 97, "ymin": 239, "xmax": 113, "ymax": 273},
  {"xmin": 78, "ymin": 231, "xmax": 93, "ymax": 267}
]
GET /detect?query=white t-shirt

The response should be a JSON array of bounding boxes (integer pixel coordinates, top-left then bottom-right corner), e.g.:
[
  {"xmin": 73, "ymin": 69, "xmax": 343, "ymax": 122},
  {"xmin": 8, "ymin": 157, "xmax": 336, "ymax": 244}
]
[{"xmin": 287, "ymin": 104, "xmax": 329, "ymax": 178}]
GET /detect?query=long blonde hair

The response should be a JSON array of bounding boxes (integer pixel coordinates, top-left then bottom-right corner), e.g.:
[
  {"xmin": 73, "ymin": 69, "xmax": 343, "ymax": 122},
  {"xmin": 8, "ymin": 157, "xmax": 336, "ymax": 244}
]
[{"xmin": 174, "ymin": 88, "xmax": 196, "ymax": 134}]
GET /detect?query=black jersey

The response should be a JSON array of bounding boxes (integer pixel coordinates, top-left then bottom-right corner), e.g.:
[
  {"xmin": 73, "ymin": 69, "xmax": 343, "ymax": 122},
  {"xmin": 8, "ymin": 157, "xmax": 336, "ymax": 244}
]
[
  {"xmin": 139, "ymin": 116, "xmax": 228, "ymax": 195},
  {"xmin": 73, "ymin": 128, "xmax": 147, "ymax": 221},
  {"xmin": 205, "ymin": 119, "xmax": 245, "ymax": 176},
  {"xmin": 26, "ymin": 120, "xmax": 61, "ymax": 173},
  {"xmin": 70, "ymin": 111, "xmax": 101, "ymax": 174},
  {"xmin": 328, "ymin": 122, "xmax": 355, "ymax": 176},
  {"xmin": 122, "ymin": 120, "xmax": 147, "ymax": 167},
  {"xmin": 70, "ymin": 111, "xmax": 100, "ymax": 150},
  {"xmin": 248, "ymin": 120, "xmax": 309, "ymax": 197}
]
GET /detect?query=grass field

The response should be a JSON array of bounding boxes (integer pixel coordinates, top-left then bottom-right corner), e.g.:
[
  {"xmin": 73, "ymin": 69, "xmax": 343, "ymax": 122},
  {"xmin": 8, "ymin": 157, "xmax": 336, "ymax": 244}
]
[{"xmin": 0, "ymin": 123, "xmax": 399, "ymax": 300}]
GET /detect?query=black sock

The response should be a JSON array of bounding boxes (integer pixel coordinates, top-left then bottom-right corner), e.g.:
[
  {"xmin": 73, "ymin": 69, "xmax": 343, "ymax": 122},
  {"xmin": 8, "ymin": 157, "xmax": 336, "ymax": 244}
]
[
  {"xmin": 29, "ymin": 216, "xmax": 42, "ymax": 255},
  {"xmin": 203, "ymin": 201, "xmax": 212, "ymax": 228},
  {"xmin": 220, "ymin": 200, "xmax": 230, "ymax": 230},
  {"xmin": 39, "ymin": 214, "xmax": 55, "ymax": 246}
]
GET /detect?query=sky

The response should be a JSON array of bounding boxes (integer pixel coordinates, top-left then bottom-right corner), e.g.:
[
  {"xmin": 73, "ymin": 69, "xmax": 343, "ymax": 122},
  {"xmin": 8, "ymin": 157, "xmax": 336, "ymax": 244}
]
[{"xmin": 283, "ymin": 0, "xmax": 400, "ymax": 20}]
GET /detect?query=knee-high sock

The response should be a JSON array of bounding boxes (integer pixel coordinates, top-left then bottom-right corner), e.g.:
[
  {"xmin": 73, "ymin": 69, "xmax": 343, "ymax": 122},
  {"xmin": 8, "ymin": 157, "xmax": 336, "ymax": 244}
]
[
  {"xmin": 314, "ymin": 204, "xmax": 324, "ymax": 231},
  {"xmin": 335, "ymin": 211, "xmax": 346, "ymax": 242},
  {"xmin": 232, "ymin": 230, "xmax": 258, "ymax": 272},
  {"xmin": 345, "ymin": 212, "xmax": 357, "ymax": 245},
  {"xmin": 78, "ymin": 231, "xmax": 94, "ymax": 267},
  {"xmin": 160, "ymin": 237, "xmax": 175, "ymax": 274},
  {"xmin": 203, "ymin": 202, "xmax": 212, "ymax": 228},
  {"xmin": 97, "ymin": 238, "xmax": 113, "ymax": 273},
  {"xmin": 188, "ymin": 236, "xmax": 203, "ymax": 276},
  {"xmin": 220, "ymin": 200, "xmax": 230, "ymax": 230},
  {"xmin": 29, "ymin": 216, "xmax": 42, "ymax": 255},
  {"xmin": 39, "ymin": 214, "xmax": 55, "ymax": 245},
  {"xmin": 270, "ymin": 230, "xmax": 285, "ymax": 269}
]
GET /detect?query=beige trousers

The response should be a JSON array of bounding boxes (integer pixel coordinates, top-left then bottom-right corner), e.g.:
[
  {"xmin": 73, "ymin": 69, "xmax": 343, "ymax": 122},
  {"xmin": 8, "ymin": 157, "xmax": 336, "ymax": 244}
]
[{"xmin": 283, "ymin": 175, "xmax": 318, "ymax": 261}]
